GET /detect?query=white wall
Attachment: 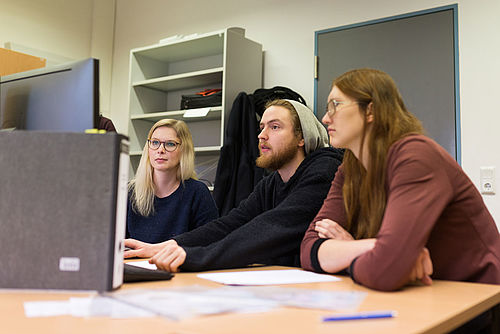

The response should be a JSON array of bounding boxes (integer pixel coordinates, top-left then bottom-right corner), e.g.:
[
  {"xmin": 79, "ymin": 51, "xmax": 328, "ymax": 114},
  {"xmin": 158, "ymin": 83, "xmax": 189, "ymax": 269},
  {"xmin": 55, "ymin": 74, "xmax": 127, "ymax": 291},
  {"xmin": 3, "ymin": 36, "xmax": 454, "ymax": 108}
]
[
  {"xmin": 458, "ymin": 0, "xmax": 500, "ymax": 228},
  {"xmin": 0, "ymin": 0, "xmax": 93, "ymax": 60},
  {"xmin": 89, "ymin": 0, "xmax": 116, "ymax": 116},
  {"xmin": 0, "ymin": 0, "xmax": 115, "ymax": 116},
  {"xmin": 109, "ymin": 0, "xmax": 500, "ymax": 227},
  {"xmin": 2, "ymin": 0, "xmax": 499, "ymax": 227}
]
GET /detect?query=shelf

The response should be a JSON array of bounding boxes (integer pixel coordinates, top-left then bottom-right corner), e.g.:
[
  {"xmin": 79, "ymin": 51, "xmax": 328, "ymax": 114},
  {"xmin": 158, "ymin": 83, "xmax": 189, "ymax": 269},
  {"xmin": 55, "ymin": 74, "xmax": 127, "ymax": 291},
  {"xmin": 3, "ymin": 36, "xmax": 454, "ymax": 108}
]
[
  {"xmin": 130, "ymin": 107, "xmax": 222, "ymax": 122},
  {"xmin": 132, "ymin": 32, "xmax": 225, "ymax": 64},
  {"xmin": 127, "ymin": 27, "xmax": 262, "ymax": 183},
  {"xmin": 132, "ymin": 67, "xmax": 223, "ymax": 92},
  {"xmin": 195, "ymin": 146, "xmax": 221, "ymax": 153}
]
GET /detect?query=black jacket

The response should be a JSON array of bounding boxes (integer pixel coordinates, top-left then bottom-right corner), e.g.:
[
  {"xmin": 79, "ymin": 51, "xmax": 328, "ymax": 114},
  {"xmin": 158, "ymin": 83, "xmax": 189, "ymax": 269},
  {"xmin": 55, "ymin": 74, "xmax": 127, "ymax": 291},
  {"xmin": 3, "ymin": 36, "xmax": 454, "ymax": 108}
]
[
  {"xmin": 212, "ymin": 92, "xmax": 265, "ymax": 216},
  {"xmin": 174, "ymin": 147, "xmax": 344, "ymax": 271},
  {"xmin": 213, "ymin": 87, "xmax": 308, "ymax": 216}
]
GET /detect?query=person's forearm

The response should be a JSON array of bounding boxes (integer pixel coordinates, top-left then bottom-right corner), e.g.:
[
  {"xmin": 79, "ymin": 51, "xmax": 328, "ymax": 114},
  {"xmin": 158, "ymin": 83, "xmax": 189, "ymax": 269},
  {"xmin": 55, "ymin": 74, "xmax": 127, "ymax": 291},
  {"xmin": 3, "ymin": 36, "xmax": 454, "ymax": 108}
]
[{"xmin": 317, "ymin": 238, "xmax": 376, "ymax": 273}]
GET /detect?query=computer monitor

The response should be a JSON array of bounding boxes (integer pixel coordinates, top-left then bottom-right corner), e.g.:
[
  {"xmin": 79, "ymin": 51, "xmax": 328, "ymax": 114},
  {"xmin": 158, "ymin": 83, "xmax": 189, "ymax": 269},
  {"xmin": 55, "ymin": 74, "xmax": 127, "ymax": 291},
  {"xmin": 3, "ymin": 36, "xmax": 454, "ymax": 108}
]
[{"xmin": 0, "ymin": 58, "xmax": 99, "ymax": 132}]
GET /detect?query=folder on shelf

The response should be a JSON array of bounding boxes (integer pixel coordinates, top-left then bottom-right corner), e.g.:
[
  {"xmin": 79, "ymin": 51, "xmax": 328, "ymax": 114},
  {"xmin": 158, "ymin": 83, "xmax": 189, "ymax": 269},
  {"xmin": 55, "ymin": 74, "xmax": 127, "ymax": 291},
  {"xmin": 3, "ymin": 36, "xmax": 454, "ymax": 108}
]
[{"xmin": 0, "ymin": 132, "xmax": 129, "ymax": 291}]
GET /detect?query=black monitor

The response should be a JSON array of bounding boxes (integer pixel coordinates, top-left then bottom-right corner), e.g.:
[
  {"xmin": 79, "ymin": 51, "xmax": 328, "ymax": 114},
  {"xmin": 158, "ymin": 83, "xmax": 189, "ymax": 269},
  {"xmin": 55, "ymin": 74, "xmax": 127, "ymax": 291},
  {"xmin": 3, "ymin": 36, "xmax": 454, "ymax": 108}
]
[{"xmin": 0, "ymin": 58, "xmax": 99, "ymax": 132}]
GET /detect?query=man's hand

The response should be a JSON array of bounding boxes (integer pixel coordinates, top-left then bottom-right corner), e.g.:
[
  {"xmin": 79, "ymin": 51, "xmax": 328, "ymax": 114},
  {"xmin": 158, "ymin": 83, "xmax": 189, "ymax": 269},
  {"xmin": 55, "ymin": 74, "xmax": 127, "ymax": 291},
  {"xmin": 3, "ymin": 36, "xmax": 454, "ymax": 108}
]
[
  {"xmin": 408, "ymin": 247, "xmax": 433, "ymax": 286},
  {"xmin": 149, "ymin": 240, "xmax": 186, "ymax": 272},
  {"xmin": 124, "ymin": 238, "xmax": 163, "ymax": 258},
  {"xmin": 314, "ymin": 219, "xmax": 354, "ymax": 240}
]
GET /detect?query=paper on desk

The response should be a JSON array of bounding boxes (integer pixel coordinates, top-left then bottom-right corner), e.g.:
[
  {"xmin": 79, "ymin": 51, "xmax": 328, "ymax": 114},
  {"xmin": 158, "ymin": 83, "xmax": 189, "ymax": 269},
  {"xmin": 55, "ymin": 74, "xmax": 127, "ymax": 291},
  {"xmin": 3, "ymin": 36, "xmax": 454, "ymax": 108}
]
[
  {"xmin": 107, "ymin": 285, "xmax": 366, "ymax": 320},
  {"xmin": 245, "ymin": 286, "xmax": 366, "ymax": 311},
  {"xmin": 197, "ymin": 269, "xmax": 340, "ymax": 285},
  {"xmin": 69, "ymin": 296, "xmax": 154, "ymax": 318},
  {"xmin": 24, "ymin": 300, "xmax": 72, "ymax": 317},
  {"xmin": 183, "ymin": 107, "xmax": 210, "ymax": 118},
  {"xmin": 24, "ymin": 296, "xmax": 154, "ymax": 318},
  {"xmin": 24, "ymin": 285, "xmax": 366, "ymax": 319},
  {"xmin": 108, "ymin": 286, "xmax": 278, "ymax": 320},
  {"xmin": 126, "ymin": 260, "xmax": 158, "ymax": 270}
]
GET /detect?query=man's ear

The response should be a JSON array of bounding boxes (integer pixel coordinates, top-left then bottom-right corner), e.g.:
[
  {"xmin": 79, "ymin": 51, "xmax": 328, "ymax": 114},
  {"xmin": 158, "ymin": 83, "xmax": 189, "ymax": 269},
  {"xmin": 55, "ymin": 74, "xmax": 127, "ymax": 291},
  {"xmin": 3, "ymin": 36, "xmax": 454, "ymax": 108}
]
[
  {"xmin": 298, "ymin": 138, "xmax": 305, "ymax": 147},
  {"xmin": 366, "ymin": 102, "xmax": 374, "ymax": 123}
]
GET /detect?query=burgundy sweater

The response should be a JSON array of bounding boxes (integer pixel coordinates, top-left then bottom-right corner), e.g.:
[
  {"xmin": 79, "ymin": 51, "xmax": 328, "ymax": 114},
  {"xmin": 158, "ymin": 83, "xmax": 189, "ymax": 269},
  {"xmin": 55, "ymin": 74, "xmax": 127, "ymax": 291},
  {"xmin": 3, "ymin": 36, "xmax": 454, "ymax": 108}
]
[{"xmin": 301, "ymin": 135, "xmax": 500, "ymax": 291}]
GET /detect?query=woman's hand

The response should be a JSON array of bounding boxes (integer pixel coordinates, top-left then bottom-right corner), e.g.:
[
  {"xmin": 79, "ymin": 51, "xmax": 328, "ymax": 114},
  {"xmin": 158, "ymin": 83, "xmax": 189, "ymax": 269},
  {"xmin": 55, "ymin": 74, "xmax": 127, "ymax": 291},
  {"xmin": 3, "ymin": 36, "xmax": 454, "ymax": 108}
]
[
  {"xmin": 408, "ymin": 247, "xmax": 433, "ymax": 286},
  {"xmin": 314, "ymin": 219, "xmax": 354, "ymax": 240},
  {"xmin": 124, "ymin": 238, "xmax": 163, "ymax": 258},
  {"xmin": 149, "ymin": 240, "xmax": 186, "ymax": 272},
  {"xmin": 313, "ymin": 219, "xmax": 375, "ymax": 273}
]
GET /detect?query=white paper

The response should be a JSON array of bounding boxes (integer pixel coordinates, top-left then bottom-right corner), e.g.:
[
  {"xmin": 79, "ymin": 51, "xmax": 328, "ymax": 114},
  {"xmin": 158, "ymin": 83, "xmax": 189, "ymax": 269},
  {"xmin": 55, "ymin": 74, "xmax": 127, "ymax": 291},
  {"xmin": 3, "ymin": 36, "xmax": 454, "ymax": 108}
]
[
  {"xmin": 197, "ymin": 269, "xmax": 340, "ymax": 285},
  {"xmin": 23, "ymin": 285, "xmax": 365, "ymax": 320},
  {"xmin": 244, "ymin": 286, "xmax": 366, "ymax": 311},
  {"xmin": 108, "ymin": 285, "xmax": 364, "ymax": 320},
  {"xmin": 24, "ymin": 296, "xmax": 155, "ymax": 318},
  {"xmin": 68, "ymin": 297, "xmax": 93, "ymax": 317},
  {"xmin": 83, "ymin": 296, "xmax": 154, "ymax": 318},
  {"xmin": 183, "ymin": 107, "xmax": 210, "ymax": 118},
  {"xmin": 126, "ymin": 260, "xmax": 158, "ymax": 270},
  {"xmin": 108, "ymin": 286, "xmax": 278, "ymax": 320},
  {"xmin": 24, "ymin": 300, "xmax": 71, "ymax": 317}
]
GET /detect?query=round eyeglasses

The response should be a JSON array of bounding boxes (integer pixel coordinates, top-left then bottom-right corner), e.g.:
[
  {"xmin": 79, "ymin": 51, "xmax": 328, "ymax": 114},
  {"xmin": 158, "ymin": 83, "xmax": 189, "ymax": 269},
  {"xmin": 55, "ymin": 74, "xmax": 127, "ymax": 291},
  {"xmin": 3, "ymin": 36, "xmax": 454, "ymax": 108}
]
[{"xmin": 148, "ymin": 139, "xmax": 180, "ymax": 152}]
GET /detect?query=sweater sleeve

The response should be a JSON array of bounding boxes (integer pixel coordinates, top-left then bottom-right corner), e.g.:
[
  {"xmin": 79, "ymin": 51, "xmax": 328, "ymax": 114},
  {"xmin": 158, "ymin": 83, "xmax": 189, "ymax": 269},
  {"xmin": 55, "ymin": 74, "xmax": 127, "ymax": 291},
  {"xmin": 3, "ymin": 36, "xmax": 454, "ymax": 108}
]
[
  {"xmin": 176, "ymin": 157, "xmax": 337, "ymax": 271},
  {"xmin": 173, "ymin": 181, "xmax": 265, "ymax": 248},
  {"xmin": 300, "ymin": 165, "xmax": 347, "ymax": 272},
  {"xmin": 351, "ymin": 138, "xmax": 454, "ymax": 291}
]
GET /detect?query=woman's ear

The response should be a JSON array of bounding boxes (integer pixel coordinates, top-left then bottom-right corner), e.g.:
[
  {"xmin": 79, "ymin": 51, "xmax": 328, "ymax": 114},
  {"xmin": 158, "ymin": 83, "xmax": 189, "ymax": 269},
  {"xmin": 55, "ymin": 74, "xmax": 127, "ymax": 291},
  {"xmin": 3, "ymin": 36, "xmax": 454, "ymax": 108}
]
[{"xmin": 366, "ymin": 102, "xmax": 374, "ymax": 123}]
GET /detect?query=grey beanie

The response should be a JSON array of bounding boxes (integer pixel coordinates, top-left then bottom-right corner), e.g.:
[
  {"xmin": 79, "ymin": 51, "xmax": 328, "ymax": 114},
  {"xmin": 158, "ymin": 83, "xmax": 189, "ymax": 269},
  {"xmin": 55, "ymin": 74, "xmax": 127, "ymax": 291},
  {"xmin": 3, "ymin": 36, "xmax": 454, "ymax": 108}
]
[{"xmin": 285, "ymin": 99, "xmax": 329, "ymax": 154}]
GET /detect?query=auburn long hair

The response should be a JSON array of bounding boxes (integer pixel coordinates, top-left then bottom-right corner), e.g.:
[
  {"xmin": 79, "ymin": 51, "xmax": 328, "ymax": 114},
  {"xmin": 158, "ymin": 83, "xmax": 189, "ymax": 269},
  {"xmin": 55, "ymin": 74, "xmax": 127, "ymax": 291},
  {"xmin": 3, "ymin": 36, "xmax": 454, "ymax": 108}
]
[
  {"xmin": 129, "ymin": 119, "xmax": 197, "ymax": 217},
  {"xmin": 334, "ymin": 69, "xmax": 424, "ymax": 238}
]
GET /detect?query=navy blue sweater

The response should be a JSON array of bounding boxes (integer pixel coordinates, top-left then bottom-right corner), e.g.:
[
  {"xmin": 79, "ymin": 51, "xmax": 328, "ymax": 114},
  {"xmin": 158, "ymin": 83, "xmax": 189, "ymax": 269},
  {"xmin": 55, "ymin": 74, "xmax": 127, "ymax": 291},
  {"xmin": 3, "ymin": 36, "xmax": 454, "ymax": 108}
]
[
  {"xmin": 173, "ymin": 147, "xmax": 344, "ymax": 271},
  {"xmin": 126, "ymin": 179, "xmax": 218, "ymax": 243}
]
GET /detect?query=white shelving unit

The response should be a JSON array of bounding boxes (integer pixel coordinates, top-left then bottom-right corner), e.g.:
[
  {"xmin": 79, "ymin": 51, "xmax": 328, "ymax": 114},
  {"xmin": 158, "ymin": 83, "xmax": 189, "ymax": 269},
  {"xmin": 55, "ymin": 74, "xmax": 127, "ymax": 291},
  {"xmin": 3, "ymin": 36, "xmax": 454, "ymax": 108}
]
[{"xmin": 127, "ymin": 28, "xmax": 262, "ymax": 187}]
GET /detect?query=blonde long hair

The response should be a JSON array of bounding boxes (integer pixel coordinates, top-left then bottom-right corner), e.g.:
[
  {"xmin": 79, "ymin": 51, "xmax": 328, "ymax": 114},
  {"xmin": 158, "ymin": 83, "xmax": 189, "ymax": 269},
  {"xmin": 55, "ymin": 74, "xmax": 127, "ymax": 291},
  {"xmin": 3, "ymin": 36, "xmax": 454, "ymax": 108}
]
[
  {"xmin": 334, "ymin": 69, "xmax": 424, "ymax": 238},
  {"xmin": 129, "ymin": 119, "xmax": 197, "ymax": 217}
]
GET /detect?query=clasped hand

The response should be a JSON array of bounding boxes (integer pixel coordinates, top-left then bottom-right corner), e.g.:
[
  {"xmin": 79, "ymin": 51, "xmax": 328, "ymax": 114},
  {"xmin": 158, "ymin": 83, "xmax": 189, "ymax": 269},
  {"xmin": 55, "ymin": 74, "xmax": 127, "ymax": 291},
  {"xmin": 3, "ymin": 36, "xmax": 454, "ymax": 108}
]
[
  {"xmin": 314, "ymin": 219, "xmax": 433, "ymax": 286},
  {"xmin": 314, "ymin": 219, "xmax": 354, "ymax": 240}
]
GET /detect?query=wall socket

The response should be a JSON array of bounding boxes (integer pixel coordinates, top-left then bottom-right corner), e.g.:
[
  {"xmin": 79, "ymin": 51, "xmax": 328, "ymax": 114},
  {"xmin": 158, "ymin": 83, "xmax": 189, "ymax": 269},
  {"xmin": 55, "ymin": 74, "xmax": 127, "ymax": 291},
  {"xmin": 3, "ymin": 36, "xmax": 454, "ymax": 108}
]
[{"xmin": 480, "ymin": 166, "xmax": 496, "ymax": 195}]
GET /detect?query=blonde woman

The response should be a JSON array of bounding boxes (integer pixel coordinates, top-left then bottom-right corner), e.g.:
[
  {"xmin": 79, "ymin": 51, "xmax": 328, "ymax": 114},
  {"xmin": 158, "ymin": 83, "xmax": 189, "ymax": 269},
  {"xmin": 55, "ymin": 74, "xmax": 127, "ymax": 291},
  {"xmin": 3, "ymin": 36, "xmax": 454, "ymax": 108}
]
[
  {"xmin": 126, "ymin": 119, "xmax": 218, "ymax": 243},
  {"xmin": 301, "ymin": 69, "xmax": 500, "ymax": 291}
]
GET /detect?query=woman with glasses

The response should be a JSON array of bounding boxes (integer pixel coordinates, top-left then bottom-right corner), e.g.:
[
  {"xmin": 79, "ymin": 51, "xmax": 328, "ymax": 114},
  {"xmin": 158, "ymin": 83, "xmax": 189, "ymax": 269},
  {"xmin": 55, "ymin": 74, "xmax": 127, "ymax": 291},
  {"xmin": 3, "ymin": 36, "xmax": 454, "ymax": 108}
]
[
  {"xmin": 126, "ymin": 119, "xmax": 218, "ymax": 244},
  {"xmin": 301, "ymin": 68, "xmax": 500, "ymax": 291}
]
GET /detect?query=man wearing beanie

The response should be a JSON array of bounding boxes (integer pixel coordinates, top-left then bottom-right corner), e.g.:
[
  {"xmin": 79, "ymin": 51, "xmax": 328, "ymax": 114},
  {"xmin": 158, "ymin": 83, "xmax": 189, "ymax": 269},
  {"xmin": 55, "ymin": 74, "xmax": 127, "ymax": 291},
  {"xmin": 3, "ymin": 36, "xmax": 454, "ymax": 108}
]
[{"xmin": 125, "ymin": 99, "xmax": 344, "ymax": 272}]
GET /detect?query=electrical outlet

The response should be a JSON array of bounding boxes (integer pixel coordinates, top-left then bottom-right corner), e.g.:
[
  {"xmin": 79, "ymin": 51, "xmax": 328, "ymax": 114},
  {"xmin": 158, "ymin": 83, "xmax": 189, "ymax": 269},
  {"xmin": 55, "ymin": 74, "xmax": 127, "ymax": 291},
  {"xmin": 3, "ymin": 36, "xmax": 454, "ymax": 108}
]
[{"xmin": 480, "ymin": 166, "xmax": 496, "ymax": 195}]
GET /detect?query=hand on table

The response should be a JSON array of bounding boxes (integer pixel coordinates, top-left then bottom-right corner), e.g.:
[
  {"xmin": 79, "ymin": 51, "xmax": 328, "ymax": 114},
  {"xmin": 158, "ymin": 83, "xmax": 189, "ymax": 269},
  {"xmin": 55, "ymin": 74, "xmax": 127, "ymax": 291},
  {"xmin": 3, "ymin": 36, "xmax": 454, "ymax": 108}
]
[
  {"xmin": 124, "ymin": 238, "xmax": 163, "ymax": 258},
  {"xmin": 149, "ymin": 239, "xmax": 186, "ymax": 272}
]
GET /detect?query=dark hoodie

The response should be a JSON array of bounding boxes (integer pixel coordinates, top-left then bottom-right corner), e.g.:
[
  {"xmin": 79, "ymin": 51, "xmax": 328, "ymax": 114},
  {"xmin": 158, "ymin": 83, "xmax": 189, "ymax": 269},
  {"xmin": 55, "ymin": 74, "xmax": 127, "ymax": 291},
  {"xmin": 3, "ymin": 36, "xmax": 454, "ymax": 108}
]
[{"xmin": 173, "ymin": 147, "xmax": 344, "ymax": 271}]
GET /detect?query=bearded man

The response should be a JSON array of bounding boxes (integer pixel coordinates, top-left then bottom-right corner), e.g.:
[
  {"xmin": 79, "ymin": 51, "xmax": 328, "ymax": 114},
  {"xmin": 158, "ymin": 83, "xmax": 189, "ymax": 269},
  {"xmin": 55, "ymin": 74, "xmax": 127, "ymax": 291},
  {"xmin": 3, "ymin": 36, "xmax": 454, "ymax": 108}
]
[{"xmin": 125, "ymin": 99, "xmax": 344, "ymax": 272}]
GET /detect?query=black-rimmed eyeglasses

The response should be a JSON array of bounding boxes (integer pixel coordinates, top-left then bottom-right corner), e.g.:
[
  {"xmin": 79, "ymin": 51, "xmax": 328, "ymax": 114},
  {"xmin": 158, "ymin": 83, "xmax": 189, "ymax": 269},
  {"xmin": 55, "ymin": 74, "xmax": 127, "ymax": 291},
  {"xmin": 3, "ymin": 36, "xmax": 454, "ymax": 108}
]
[{"xmin": 148, "ymin": 139, "xmax": 180, "ymax": 152}]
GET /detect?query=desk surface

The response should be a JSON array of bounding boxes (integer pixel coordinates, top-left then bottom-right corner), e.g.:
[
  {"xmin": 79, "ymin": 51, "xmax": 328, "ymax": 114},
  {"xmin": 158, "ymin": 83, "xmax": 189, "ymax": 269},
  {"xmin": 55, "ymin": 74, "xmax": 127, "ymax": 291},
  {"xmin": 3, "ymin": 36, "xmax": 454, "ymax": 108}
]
[{"xmin": 1, "ymin": 266, "xmax": 499, "ymax": 334}]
